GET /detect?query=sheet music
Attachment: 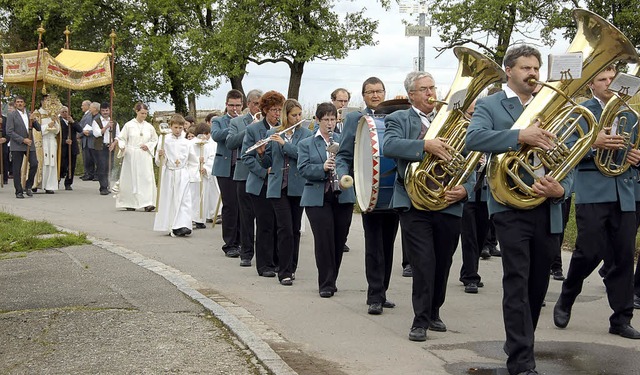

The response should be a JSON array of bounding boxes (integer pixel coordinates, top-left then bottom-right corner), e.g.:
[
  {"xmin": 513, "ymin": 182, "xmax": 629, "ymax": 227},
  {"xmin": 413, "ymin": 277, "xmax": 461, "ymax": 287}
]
[
  {"xmin": 548, "ymin": 53, "xmax": 583, "ymax": 81},
  {"xmin": 447, "ymin": 89, "xmax": 467, "ymax": 112},
  {"xmin": 609, "ymin": 73, "xmax": 640, "ymax": 97}
]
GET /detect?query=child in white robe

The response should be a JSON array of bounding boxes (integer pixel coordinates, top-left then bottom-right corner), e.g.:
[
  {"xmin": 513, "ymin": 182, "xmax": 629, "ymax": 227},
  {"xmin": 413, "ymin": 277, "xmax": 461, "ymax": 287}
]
[
  {"xmin": 41, "ymin": 113, "xmax": 60, "ymax": 193},
  {"xmin": 188, "ymin": 123, "xmax": 213, "ymax": 228},
  {"xmin": 153, "ymin": 115, "xmax": 198, "ymax": 237},
  {"xmin": 203, "ymin": 133, "xmax": 221, "ymax": 222}
]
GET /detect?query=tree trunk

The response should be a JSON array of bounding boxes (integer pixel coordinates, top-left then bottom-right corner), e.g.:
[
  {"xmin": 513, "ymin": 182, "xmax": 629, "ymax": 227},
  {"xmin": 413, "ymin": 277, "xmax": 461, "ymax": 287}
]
[
  {"xmin": 167, "ymin": 64, "xmax": 188, "ymax": 115},
  {"xmin": 229, "ymin": 74, "xmax": 245, "ymax": 96},
  {"xmin": 188, "ymin": 93, "xmax": 196, "ymax": 117},
  {"xmin": 287, "ymin": 60, "xmax": 305, "ymax": 100}
]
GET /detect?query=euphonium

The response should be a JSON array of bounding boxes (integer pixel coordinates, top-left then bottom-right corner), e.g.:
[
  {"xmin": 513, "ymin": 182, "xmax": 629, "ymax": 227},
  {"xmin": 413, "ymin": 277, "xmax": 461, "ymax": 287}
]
[
  {"xmin": 595, "ymin": 65, "xmax": 640, "ymax": 176},
  {"xmin": 404, "ymin": 46, "xmax": 506, "ymax": 211},
  {"xmin": 488, "ymin": 8, "xmax": 639, "ymax": 209}
]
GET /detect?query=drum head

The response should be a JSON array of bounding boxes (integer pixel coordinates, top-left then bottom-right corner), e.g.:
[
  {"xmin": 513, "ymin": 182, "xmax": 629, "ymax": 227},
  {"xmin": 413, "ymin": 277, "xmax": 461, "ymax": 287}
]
[{"xmin": 354, "ymin": 116, "xmax": 379, "ymax": 212}]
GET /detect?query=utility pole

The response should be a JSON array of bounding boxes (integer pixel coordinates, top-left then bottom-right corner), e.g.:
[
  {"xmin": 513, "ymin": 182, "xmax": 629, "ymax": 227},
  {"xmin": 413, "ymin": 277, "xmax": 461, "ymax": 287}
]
[
  {"xmin": 401, "ymin": 1, "xmax": 431, "ymax": 71},
  {"xmin": 418, "ymin": 0, "xmax": 426, "ymax": 71}
]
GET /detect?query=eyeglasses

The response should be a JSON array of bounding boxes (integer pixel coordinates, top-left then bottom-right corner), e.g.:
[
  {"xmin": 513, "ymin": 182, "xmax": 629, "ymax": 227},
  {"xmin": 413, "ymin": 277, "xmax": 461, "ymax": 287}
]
[
  {"xmin": 411, "ymin": 86, "xmax": 437, "ymax": 93},
  {"xmin": 227, "ymin": 103, "xmax": 243, "ymax": 108},
  {"xmin": 319, "ymin": 117, "xmax": 337, "ymax": 123},
  {"xmin": 363, "ymin": 90, "xmax": 385, "ymax": 96},
  {"xmin": 268, "ymin": 108, "xmax": 282, "ymax": 114}
]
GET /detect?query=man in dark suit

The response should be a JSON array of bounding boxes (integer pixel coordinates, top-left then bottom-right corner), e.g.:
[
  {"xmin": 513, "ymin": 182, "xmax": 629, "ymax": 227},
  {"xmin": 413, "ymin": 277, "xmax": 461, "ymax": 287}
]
[
  {"xmin": 466, "ymin": 45, "xmax": 574, "ymax": 375},
  {"xmin": 59, "ymin": 106, "xmax": 84, "ymax": 190},
  {"xmin": 212, "ymin": 89, "xmax": 244, "ymax": 258},
  {"xmin": 336, "ymin": 77, "xmax": 400, "ymax": 315},
  {"xmin": 6, "ymin": 95, "xmax": 42, "ymax": 198},
  {"xmin": 554, "ymin": 65, "xmax": 640, "ymax": 340},
  {"xmin": 226, "ymin": 89, "xmax": 262, "ymax": 266},
  {"xmin": 78, "ymin": 100, "xmax": 96, "ymax": 181},
  {"xmin": 0, "ymin": 112, "xmax": 9, "ymax": 185}
]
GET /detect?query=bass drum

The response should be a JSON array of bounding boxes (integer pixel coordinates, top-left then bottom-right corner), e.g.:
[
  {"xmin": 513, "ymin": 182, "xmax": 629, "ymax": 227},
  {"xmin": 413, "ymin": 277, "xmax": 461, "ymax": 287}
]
[{"xmin": 354, "ymin": 115, "xmax": 397, "ymax": 212}]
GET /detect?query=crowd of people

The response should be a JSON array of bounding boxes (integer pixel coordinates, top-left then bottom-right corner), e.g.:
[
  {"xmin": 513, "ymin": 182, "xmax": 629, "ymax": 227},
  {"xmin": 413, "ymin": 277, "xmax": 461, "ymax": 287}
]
[{"xmin": 3, "ymin": 43, "xmax": 640, "ymax": 375}]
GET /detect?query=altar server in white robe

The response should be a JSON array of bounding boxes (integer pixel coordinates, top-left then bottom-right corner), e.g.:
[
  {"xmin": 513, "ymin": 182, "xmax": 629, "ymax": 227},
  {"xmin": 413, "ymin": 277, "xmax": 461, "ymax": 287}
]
[
  {"xmin": 153, "ymin": 114, "xmax": 198, "ymax": 237},
  {"xmin": 115, "ymin": 102, "xmax": 158, "ymax": 211},
  {"xmin": 189, "ymin": 122, "xmax": 214, "ymax": 228}
]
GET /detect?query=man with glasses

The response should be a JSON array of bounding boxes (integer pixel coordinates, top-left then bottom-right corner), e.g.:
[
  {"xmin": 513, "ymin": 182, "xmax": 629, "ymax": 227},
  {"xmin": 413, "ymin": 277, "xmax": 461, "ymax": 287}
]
[
  {"xmin": 336, "ymin": 77, "xmax": 400, "ymax": 315},
  {"xmin": 384, "ymin": 71, "xmax": 472, "ymax": 341},
  {"xmin": 212, "ymin": 89, "xmax": 244, "ymax": 258}
]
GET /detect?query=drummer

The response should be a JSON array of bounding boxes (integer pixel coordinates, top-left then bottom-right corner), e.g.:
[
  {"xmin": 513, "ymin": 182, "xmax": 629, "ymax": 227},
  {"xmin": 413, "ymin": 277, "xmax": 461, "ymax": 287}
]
[{"xmin": 335, "ymin": 77, "xmax": 400, "ymax": 315}]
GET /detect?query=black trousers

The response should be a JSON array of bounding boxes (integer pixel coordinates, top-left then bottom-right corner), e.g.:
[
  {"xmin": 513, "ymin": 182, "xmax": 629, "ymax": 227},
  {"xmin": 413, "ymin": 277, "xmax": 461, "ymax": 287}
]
[
  {"xmin": 1, "ymin": 143, "xmax": 9, "ymax": 183},
  {"xmin": 271, "ymin": 193, "xmax": 303, "ymax": 281},
  {"xmin": 306, "ymin": 192, "xmax": 353, "ymax": 293},
  {"xmin": 560, "ymin": 203, "xmax": 635, "ymax": 327},
  {"xmin": 60, "ymin": 149, "xmax": 78, "ymax": 187},
  {"xmin": 635, "ymin": 203, "xmax": 640, "ymax": 298},
  {"xmin": 362, "ymin": 211, "xmax": 399, "ymax": 304},
  {"xmin": 236, "ymin": 180, "xmax": 255, "ymax": 260},
  {"xmin": 550, "ymin": 197, "xmax": 572, "ymax": 272},
  {"xmin": 82, "ymin": 143, "xmax": 95, "ymax": 178},
  {"xmin": 459, "ymin": 199, "xmax": 490, "ymax": 285},
  {"xmin": 217, "ymin": 172, "xmax": 240, "ymax": 253},
  {"xmin": 11, "ymin": 150, "xmax": 37, "ymax": 194},
  {"xmin": 484, "ymin": 218, "xmax": 498, "ymax": 248},
  {"xmin": 493, "ymin": 203, "xmax": 558, "ymax": 375},
  {"xmin": 91, "ymin": 147, "xmax": 110, "ymax": 191},
  {"xmin": 400, "ymin": 208, "xmax": 460, "ymax": 329},
  {"xmin": 250, "ymin": 184, "xmax": 277, "ymax": 275}
]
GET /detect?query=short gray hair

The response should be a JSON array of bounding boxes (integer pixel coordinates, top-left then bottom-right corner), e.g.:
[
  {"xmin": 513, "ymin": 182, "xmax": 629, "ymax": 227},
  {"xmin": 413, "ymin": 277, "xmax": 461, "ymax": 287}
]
[
  {"xmin": 404, "ymin": 71, "xmax": 435, "ymax": 104},
  {"xmin": 503, "ymin": 45, "xmax": 542, "ymax": 69},
  {"xmin": 246, "ymin": 89, "xmax": 263, "ymax": 101},
  {"xmin": 90, "ymin": 102, "xmax": 100, "ymax": 111}
]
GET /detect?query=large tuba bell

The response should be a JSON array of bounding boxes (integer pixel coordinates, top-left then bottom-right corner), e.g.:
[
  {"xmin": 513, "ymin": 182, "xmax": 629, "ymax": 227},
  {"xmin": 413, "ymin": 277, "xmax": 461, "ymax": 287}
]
[
  {"xmin": 488, "ymin": 8, "xmax": 639, "ymax": 209},
  {"xmin": 595, "ymin": 65, "xmax": 640, "ymax": 176},
  {"xmin": 404, "ymin": 46, "xmax": 506, "ymax": 211}
]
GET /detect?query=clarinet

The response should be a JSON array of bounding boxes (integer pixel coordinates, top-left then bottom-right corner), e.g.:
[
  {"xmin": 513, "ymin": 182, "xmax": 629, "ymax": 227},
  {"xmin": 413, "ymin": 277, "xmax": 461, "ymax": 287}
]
[{"xmin": 327, "ymin": 130, "xmax": 341, "ymax": 195}]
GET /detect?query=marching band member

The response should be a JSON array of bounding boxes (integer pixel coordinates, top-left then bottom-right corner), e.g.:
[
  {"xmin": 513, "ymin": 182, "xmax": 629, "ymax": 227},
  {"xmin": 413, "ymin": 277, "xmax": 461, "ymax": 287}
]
[
  {"xmin": 384, "ymin": 71, "xmax": 473, "ymax": 340},
  {"xmin": 241, "ymin": 91, "xmax": 284, "ymax": 278},
  {"xmin": 335, "ymin": 77, "xmax": 400, "ymax": 314},
  {"xmin": 153, "ymin": 114, "xmax": 197, "ymax": 237},
  {"xmin": 226, "ymin": 89, "xmax": 263, "ymax": 267},
  {"xmin": 554, "ymin": 65, "xmax": 640, "ymax": 339},
  {"xmin": 466, "ymin": 45, "xmax": 573, "ymax": 375},
  {"xmin": 114, "ymin": 102, "xmax": 158, "ymax": 211},
  {"xmin": 258, "ymin": 99, "xmax": 312, "ymax": 286},
  {"xmin": 298, "ymin": 102, "xmax": 354, "ymax": 297},
  {"xmin": 212, "ymin": 90, "xmax": 244, "ymax": 257}
]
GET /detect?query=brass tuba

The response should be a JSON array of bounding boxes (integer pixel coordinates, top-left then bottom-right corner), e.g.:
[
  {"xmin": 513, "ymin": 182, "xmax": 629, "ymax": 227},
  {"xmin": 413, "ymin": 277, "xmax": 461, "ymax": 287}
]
[
  {"xmin": 404, "ymin": 47, "xmax": 506, "ymax": 211},
  {"xmin": 488, "ymin": 8, "xmax": 639, "ymax": 209},
  {"xmin": 595, "ymin": 65, "xmax": 640, "ymax": 176}
]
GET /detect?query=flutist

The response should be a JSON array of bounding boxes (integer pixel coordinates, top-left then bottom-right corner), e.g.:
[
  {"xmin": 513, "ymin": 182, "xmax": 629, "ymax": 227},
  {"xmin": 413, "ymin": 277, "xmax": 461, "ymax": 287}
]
[{"xmin": 298, "ymin": 102, "xmax": 355, "ymax": 298}]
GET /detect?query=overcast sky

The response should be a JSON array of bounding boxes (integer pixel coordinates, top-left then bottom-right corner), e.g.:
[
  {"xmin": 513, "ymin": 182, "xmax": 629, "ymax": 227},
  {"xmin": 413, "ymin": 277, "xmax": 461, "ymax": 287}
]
[{"xmin": 150, "ymin": 1, "xmax": 571, "ymax": 114}]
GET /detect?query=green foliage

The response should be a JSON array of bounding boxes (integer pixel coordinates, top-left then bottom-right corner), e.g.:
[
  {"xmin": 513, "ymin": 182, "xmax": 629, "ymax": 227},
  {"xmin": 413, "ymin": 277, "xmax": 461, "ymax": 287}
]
[{"xmin": 0, "ymin": 212, "xmax": 89, "ymax": 253}]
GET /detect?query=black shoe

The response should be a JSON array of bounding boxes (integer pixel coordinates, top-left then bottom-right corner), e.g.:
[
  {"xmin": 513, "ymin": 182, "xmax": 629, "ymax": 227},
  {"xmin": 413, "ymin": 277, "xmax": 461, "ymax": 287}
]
[
  {"xmin": 45, "ymin": 190, "xmax": 54, "ymax": 194},
  {"xmin": 609, "ymin": 324, "xmax": 640, "ymax": 339},
  {"xmin": 65, "ymin": 185, "xmax": 72, "ymax": 191},
  {"xmin": 383, "ymin": 300, "xmax": 396, "ymax": 308},
  {"xmin": 368, "ymin": 303, "xmax": 383, "ymax": 315},
  {"xmin": 15, "ymin": 192, "xmax": 24, "ymax": 199},
  {"xmin": 319, "ymin": 290, "xmax": 333, "ymax": 298},
  {"xmin": 100, "ymin": 189, "xmax": 110, "ymax": 195},
  {"xmin": 402, "ymin": 265, "xmax": 413, "ymax": 277},
  {"xmin": 464, "ymin": 282, "xmax": 479, "ymax": 294},
  {"xmin": 343, "ymin": 244, "xmax": 350, "ymax": 252},
  {"xmin": 480, "ymin": 247, "xmax": 491, "ymax": 259},
  {"xmin": 429, "ymin": 317, "xmax": 447, "ymax": 332},
  {"xmin": 182, "ymin": 228, "xmax": 192, "ymax": 236},
  {"xmin": 489, "ymin": 246, "xmax": 502, "ymax": 257},
  {"xmin": 477, "ymin": 281, "xmax": 484, "ymax": 288},
  {"xmin": 240, "ymin": 259, "xmax": 252, "ymax": 267},
  {"xmin": 516, "ymin": 370, "xmax": 539, "ymax": 375},
  {"xmin": 634, "ymin": 295, "xmax": 640, "ymax": 309},
  {"xmin": 551, "ymin": 269, "xmax": 565, "ymax": 281},
  {"xmin": 92, "ymin": 177, "xmax": 99, "ymax": 181},
  {"xmin": 126, "ymin": 208, "xmax": 136, "ymax": 211},
  {"xmin": 194, "ymin": 222, "xmax": 206, "ymax": 229},
  {"xmin": 553, "ymin": 301, "xmax": 571, "ymax": 328},
  {"xmin": 31, "ymin": 188, "xmax": 38, "ymax": 193},
  {"xmin": 225, "ymin": 249, "xmax": 240, "ymax": 258},
  {"xmin": 409, "ymin": 326, "xmax": 427, "ymax": 341},
  {"xmin": 280, "ymin": 278, "xmax": 293, "ymax": 286},
  {"xmin": 260, "ymin": 270, "xmax": 276, "ymax": 278},
  {"xmin": 25, "ymin": 189, "xmax": 33, "ymax": 197}
]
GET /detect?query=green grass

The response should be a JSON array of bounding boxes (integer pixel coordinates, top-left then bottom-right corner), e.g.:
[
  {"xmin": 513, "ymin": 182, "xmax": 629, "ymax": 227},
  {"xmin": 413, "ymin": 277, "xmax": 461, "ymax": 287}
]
[{"xmin": 0, "ymin": 212, "xmax": 89, "ymax": 253}]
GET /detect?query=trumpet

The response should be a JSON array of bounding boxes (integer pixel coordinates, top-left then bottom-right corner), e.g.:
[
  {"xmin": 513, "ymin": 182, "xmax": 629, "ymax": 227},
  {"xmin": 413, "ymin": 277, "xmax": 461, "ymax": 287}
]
[
  {"xmin": 244, "ymin": 118, "xmax": 307, "ymax": 154},
  {"xmin": 327, "ymin": 130, "xmax": 341, "ymax": 194}
]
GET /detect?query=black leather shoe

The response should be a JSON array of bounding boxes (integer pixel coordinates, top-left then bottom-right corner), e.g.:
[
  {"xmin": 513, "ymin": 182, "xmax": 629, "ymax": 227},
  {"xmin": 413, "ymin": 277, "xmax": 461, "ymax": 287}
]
[
  {"xmin": 464, "ymin": 282, "xmax": 479, "ymax": 294},
  {"xmin": 409, "ymin": 326, "xmax": 427, "ymax": 341},
  {"xmin": 429, "ymin": 317, "xmax": 447, "ymax": 332},
  {"xmin": 477, "ymin": 281, "xmax": 484, "ymax": 288},
  {"xmin": 25, "ymin": 189, "xmax": 33, "ymax": 197},
  {"xmin": 260, "ymin": 270, "xmax": 276, "ymax": 278},
  {"xmin": 383, "ymin": 300, "xmax": 396, "ymax": 308},
  {"xmin": 402, "ymin": 265, "xmax": 413, "ymax": 277},
  {"xmin": 368, "ymin": 303, "xmax": 383, "ymax": 315},
  {"xmin": 194, "ymin": 222, "xmax": 206, "ymax": 229},
  {"xmin": 609, "ymin": 324, "xmax": 640, "ymax": 339},
  {"xmin": 634, "ymin": 295, "xmax": 640, "ymax": 309},
  {"xmin": 551, "ymin": 269, "xmax": 565, "ymax": 281},
  {"xmin": 480, "ymin": 247, "xmax": 491, "ymax": 259},
  {"xmin": 15, "ymin": 192, "xmax": 24, "ymax": 199},
  {"xmin": 319, "ymin": 290, "xmax": 333, "ymax": 298},
  {"xmin": 225, "ymin": 249, "xmax": 240, "ymax": 258},
  {"xmin": 99, "ymin": 189, "xmax": 110, "ymax": 195},
  {"xmin": 343, "ymin": 244, "xmax": 350, "ymax": 252},
  {"xmin": 489, "ymin": 246, "xmax": 502, "ymax": 257},
  {"xmin": 45, "ymin": 190, "xmax": 54, "ymax": 194},
  {"xmin": 239, "ymin": 259, "xmax": 252, "ymax": 267},
  {"xmin": 65, "ymin": 186, "xmax": 73, "ymax": 191},
  {"xmin": 280, "ymin": 278, "xmax": 293, "ymax": 286},
  {"xmin": 553, "ymin": 301, "xmax": 571, "ymax": 328}
]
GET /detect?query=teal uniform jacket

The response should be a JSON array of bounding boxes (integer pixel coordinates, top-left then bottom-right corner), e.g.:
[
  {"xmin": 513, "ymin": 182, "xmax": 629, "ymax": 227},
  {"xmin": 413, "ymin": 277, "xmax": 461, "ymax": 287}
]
[
  {"xmin": 465, "ymin": 91, "xmax": 574, "ymax": 234},
  {"xmin": 226, "ymin": 113, "xmax": 252, "ymax": 181},
  {"xmin": 241, "ymin": 119, "xmax": 272, "ymax": 196},
  {"xmin": 297, "ymin": 133, "xmax": 356, "ymax": 207},
  {"xmin": 259, "ymin": 127, "xmax": 312, "ymax": 198},
  {"xmin": 574, "ymin": 98, "xmax": 638, "ymax": 211},
  {"xmin": 211, "ymin": 113, "xmax": 234, "ymax": 177},
  {"xmin": 383, "ymin": 108, "xmax": 474, "ymax": 217}
]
